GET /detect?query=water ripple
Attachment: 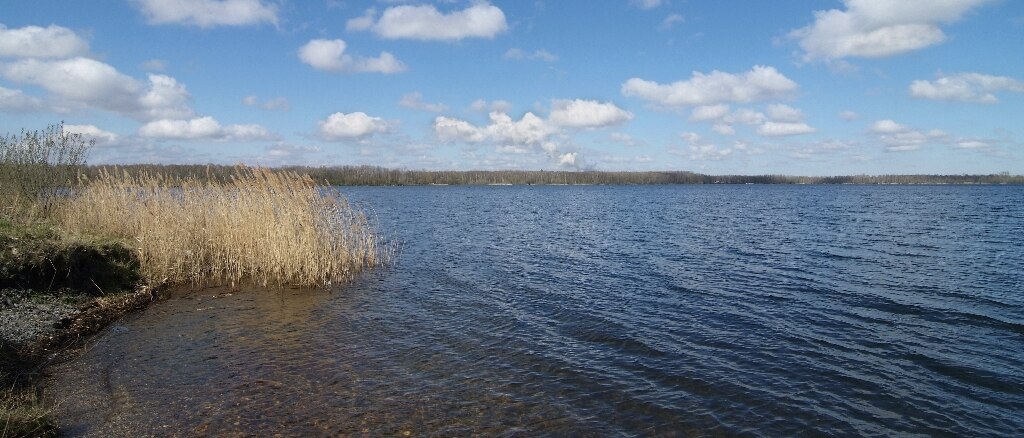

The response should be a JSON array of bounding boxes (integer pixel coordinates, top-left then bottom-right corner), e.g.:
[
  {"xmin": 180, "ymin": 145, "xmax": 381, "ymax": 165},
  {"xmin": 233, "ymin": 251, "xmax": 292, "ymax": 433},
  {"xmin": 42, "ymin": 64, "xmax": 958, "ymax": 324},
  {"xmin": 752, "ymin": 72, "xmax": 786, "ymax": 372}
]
[{"xmin": 49, "ymin": 185, "xmax": 1024, "ymax": 436}]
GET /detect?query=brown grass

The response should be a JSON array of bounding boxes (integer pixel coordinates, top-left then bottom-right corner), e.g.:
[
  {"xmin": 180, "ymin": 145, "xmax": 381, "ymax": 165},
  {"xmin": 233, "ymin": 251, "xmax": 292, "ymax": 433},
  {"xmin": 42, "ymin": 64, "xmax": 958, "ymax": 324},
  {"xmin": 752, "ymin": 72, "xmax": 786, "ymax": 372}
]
[{"xmin": 59, "ymin": 166, "xmax": 387, "ymax": 288}]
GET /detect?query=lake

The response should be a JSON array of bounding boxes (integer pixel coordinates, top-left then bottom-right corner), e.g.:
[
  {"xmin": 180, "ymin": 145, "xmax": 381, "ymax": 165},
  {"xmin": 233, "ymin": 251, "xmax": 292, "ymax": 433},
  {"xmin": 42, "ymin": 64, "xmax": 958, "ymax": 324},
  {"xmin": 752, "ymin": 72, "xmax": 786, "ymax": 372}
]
[{"xmin": 49, "ymin": 185, "xmax": 1024, "ymax": 436}]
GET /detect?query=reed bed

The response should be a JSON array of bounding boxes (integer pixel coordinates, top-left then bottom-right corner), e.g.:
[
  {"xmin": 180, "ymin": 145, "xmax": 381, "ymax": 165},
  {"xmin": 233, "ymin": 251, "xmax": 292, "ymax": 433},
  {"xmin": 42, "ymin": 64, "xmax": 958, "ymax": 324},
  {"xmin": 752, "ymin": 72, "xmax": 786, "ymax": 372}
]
[{"xmin": 59, "ymin": 166, "xmax": 386, "ymax": 288}]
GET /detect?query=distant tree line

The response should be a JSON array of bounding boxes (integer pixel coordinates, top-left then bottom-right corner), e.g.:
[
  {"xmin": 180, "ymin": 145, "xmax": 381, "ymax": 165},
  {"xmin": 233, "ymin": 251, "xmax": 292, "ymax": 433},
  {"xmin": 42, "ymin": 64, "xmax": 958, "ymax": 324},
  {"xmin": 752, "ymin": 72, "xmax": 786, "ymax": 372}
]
[{"xmin": 80, "ymin": 164, "xmax": 1024, "ymax": 186}]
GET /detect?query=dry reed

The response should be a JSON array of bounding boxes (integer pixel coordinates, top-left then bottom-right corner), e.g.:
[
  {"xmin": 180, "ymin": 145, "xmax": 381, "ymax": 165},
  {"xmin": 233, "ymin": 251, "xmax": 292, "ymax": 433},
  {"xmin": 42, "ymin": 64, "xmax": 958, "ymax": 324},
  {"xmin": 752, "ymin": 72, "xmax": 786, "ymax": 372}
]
[{"xmin": 59, "ymin": 166, "xmax": 386, "ymax": 288}]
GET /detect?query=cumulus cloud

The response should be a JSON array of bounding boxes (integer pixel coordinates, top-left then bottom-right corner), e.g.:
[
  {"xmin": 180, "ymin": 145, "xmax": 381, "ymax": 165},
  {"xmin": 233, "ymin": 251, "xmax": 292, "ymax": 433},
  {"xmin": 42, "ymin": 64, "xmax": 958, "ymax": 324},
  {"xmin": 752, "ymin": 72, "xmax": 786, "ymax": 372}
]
[
  {"xmin": 1, "ymin": 57, "xmax": 194, "ymax": 120},
  {"xmin": 0, "ymin": 86, "xmax": 45, "ymax": 112},
  {"xmin": 869, "ymin": 119, "xmax": 908, "ymax": 134},
  {"xmin": 765, "ymin": 104, "xmax": 805, "ymax": 123},
  {"xmin": 243, "ymin": 95, "xmax": 290, "ymax": 111},
  {"xmin": 139, "ymin": 116, "xmax": 275, "ymax": 141},
  {"xmin": 399, "ymin": 92, "xmax": 448, "ymax": 112},
  {"xmin": 557, "ymin": 152, "xmax": 579, "ymax": 167},
  {"xmin": 470, "ymin": 99, "xmax": 512, "ymax": 113},
  {"xmin": 0, "ymin": 24, "xmax": 89, "ymax": 58},
  {"xmin": 138, "ymin": 74, "xmax": 194, "ymax": 120},
  {"xmin": 318, "ymin": 112, "xmax": 389, "ymax": 140},
  {"xmin": 434, "ymin": 116, "xmax": 486, "ymax": 143},
  {"xmin": 688, "ymin": 102, "xmax": 814, "ymax": 138},
  {"xmin": 63, "ymin": 124, "xmax": 120, "ymax": 145},
  {"xmin": 355, "ymin": 2, "xmax": 508, "ymax": 41},
  {"xmin": 689, "ymin": 104, "xmax": 730, "ymax": 121},
  {"xmin": 909, "ymin": 72, "xmax": 1024, "ymax": 103},
  {"xmin": 609, "ymin": 132, "xmax": 640, "ymax": 147},
  {"xmin": 621, "ymin": 66, "xmax": 798, "ymax": 107},
  {"xmin": 868, "ymin": 119, "xmax": 946, "ymax": 151},
  {"xmin": 757, "ymin": 121, "xmax": 816, "ymax": 137},
  {"xmin": 484, "ymin": 112, "xmax": 556, "ymax": 146},
  {"xmin": 548, "ymin": 99, "xmax": 633, "ymax": 129},
  {"xmin": 956, "ymin": 139, "xmax": 989, "ymax": 149},
  {"xmin": 788, "ymin": 0, "xmax": 994, "ymax": 61},
  {"xmin": 503, "ymin": 48, "xmax": 558, "ymax": 62},
  {"xmin": 2, "ymin": 57, "xmax": 139, "ymax": 110},
  {"xmin": 712, "ymin": 124, "xmax": 735, "ymax": 136},
  {"xmin": 346, "ymin": 8, "xmax": 377, "ymax": 32},
  {"xmin": 677, "ymin": 132, "xmax": 732, "ymax": 161},
  {"xmin": 298, "ymin": 39, "xmax": 405, "ymax": 74},
  {"xmin": 839, "ymin": 110, "xmax": 860, "ymax": 121},
  {"xmin": 132, "ymin": 0, "xmax": 278, "ymax": 28},
  {"xmin": 434, "ymin": 102, "xmax": 632, "ymax": 168}
]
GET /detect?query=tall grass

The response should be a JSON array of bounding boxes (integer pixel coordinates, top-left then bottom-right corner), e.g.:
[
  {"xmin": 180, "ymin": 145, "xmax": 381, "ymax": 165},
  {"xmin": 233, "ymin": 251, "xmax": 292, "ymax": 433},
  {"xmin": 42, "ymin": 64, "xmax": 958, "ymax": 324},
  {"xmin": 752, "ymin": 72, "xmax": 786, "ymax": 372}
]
[
  {"xmin": 0, "ymin": 123, "xmax": 91, "ymax": 221},
  {"xmin": 60, "ymin": 166, "xmax": 387, "ymax": 288}
]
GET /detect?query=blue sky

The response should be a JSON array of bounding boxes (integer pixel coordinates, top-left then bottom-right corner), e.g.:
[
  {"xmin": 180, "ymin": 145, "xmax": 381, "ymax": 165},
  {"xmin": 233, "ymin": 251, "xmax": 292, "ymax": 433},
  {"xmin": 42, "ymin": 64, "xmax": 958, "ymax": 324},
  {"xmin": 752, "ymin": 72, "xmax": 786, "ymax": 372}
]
[{"xmin": 1, "ymin": 0, "xmax": 1022, "ymax": 174}]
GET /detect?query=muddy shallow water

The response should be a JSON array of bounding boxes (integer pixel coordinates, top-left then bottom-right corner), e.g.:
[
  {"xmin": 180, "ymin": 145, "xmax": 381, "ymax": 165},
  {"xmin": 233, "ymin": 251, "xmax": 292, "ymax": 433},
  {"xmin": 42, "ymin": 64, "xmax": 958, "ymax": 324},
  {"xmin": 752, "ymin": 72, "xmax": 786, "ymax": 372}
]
[{"xmin": 49, "ymin": 185, "xmax": 1024, "ymax": 436}]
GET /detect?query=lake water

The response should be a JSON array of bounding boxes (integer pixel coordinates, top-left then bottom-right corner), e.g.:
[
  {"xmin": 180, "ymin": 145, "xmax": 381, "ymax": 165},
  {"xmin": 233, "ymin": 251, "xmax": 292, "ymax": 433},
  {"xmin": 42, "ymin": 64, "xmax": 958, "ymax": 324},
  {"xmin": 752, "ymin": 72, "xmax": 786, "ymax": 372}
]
[{"xmin": 49, "ymin": 185, "xmax": 1024, "ymax": 436}]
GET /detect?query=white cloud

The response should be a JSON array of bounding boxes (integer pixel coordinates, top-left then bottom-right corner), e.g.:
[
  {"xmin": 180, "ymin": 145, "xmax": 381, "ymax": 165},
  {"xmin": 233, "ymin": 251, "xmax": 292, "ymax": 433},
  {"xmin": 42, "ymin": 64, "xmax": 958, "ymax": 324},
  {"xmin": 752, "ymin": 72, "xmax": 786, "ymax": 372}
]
[
  {"xmin": 504, "ymin": 48, "xmax": 558, "ymax": 62},
  {"xmin": 726, "ymin": 108, "xmax": 766, "ymax": 125},
  {"xmin": 243, "ymin": 95, "xmax": 290, "ymax": 111},
  {"xmin": 318, "ymin": 112, "xmax": 389, "ymax": 140},
  {"xmin": 2, "ymin": 57, "xmax": 139, "ymax": 112},
  {"xmin": 360, "ymin": 2, "xmax": 508, "ymax": 41},
  {"xmin": 434, "ymin": 101, "xmax": 629, "ymax": 167},
  {"xmin": 689, "ymin": 144, "xmax": 733, "ymax": 161},
  {"xmin": 839, "ymin": 110, "xmax": 860, "ymax": 121},
  {"xmin": 557, "ymin": 152, "xmax": 579, "ymax": 167},
  {"xmin": 139, "ymin": 116, "xmax": 275, "ymax": 141},
  {"xmin": 139, "ymin": 74, "xmax": 194, "ymax": 120},
  {"xmin": 956, "ymin": 139, "xmax": 989, "ymax": 149},
  {"xmin": 631, "ymin": 0, "xmax": 664, "ymax": 10},
  {"xmin": 712, "ymin": 124, "xmax": 735, "ymax": 136},
  {"xmin": 909, "ymin": 72, "xmax": 1024, "ymax": 103},
  {"xmin": 346, "ymin": 8, "xmax": 377, "ymax": 32},
  {"xmin": 140, "ymin": 118, "xmax": 219, "ymax": 139},
  {"xmin": 868, "ymin": 119, "xmax": 946, "ymax": 151},
  {"xmin": 609, "ymin": 132, "xmax": 640, "ymax": 147},
  {"xmin": 434, "ymin": 116, "xmax": 485, "ymax": 143},
  {"xmin": 757, "ymin": 121, "xmax": 816, "ymax": 137},
  {"xmin": 548, "ymin": 99, "xmax": 633, "ymax": 129},
  {"xmin": 677, "ymin": 133, "xmax": 732, "ymax": 161},
  {"xmin": 223, "ymin": 124, "xmax": 274, "ymax": 141},
  {"xmin": 690, "ymin": 104, "xmax": 730, "ymax": 121},
  {"xmin": 298, "ymin": 39, "xmax": 406, "ymax": 74},
  {"xmin": 659, "ymin": 14, "xmax": 685, "ymax": 31},
  {"xmin": 399, "ymin": 92, "xmax": 448, "ymax": 112},
  {"xmin": 132, "ymin": 0, "xmax": 278, "ymax": 28},
  {"xmin": 765, "ymin": 104, "xmax": 805, "ymax": 123},
  {"xmin": 485, "ymin": 112, "xmax": 556, "ymax": 145},
  {"xmin": 470, "ymin": 99, "xmax": 512, "ymax": 113},
  {"xmin": 63, "ymin": 124, "xmax": 120, "ymax": 145},
  {"xmin": 0, "ymin": 24, "xmax": 89, "ymax": 58},
  {"xmin": 0, "ymin": 86, "xmax": 44, "ymax": 112},
  {"xmin": 621, "ymin": 66, "xmax": 798, "ymax": 107},
  {"xmin": 0, "ymin": 57, "xmax": 195, "ymax": 120},
  {"xmin": 788, "ymin": 0, "xmax": 994, "ymax": 61},
  {"xmin": 869, "ymin": 119, "xmax": 908, "ymax": 134},
  {"xmin": 433, "ymin": 112, "xmax": 559, "ymax": 161}
]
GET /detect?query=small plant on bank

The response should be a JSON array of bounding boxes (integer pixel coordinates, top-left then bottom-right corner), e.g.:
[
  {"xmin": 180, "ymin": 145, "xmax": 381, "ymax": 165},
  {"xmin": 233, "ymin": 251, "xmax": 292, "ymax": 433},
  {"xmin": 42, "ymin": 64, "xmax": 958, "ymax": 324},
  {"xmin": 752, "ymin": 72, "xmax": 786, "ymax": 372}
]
[{"xmin": 0, "ymin": 124, "xmax": 91, "ymax": 222}]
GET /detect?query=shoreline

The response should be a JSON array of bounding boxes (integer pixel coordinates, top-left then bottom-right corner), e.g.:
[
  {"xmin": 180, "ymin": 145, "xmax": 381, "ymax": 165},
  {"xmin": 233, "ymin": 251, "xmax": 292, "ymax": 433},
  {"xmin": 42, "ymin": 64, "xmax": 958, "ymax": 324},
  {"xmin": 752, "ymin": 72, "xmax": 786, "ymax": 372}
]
[{"xmin": 0, "ymin": 222, "xmax": 159, "ymax": 437}]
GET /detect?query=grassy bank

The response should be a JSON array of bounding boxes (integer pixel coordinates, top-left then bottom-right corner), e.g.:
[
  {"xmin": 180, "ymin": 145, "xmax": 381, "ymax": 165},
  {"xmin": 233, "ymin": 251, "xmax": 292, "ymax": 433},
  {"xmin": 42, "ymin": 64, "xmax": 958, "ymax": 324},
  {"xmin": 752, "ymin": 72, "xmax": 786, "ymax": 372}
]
[{"xmin": 1, "ymin": 124, "xmax": 387, "ymax": 436}]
